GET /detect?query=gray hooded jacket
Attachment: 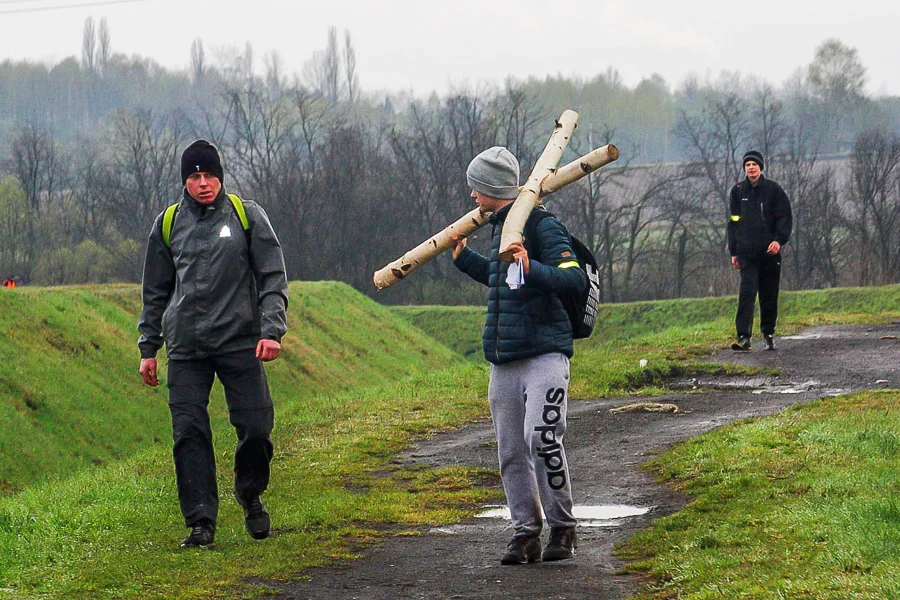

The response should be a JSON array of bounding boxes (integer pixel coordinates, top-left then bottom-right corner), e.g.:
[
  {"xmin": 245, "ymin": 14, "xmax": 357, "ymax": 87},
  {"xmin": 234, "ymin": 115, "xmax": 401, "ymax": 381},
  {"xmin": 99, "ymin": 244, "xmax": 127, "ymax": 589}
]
[{"xmin": 138, "ymin": 187, "xmax": 288, "ymax": 360}]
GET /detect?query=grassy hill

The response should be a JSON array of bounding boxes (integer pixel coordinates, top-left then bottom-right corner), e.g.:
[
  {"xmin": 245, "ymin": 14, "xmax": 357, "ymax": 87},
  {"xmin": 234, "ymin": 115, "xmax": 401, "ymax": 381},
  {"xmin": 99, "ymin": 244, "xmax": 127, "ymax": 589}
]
[
  {"xmin": 0, "ymin": 282, "xmax": 898, "ymax": 598},
  {"xmin": 0, "ymin": 282, "xmax": 461, "ymax": 492}
]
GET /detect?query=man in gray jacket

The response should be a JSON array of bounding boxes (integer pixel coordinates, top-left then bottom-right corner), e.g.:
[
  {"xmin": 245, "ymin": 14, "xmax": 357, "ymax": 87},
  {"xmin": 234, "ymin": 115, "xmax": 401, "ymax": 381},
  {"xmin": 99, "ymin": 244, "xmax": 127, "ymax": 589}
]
[{"xmin": 138, "ymin": 139, "xmax": 288, "ymax": 548}]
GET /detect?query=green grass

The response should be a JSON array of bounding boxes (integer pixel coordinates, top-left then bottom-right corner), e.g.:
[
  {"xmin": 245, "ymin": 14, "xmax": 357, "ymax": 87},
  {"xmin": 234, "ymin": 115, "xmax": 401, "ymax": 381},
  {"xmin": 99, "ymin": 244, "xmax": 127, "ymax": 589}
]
[
  {"xmin": 0, "ymin": 282, "xmax": 898, "ymax": 598},
  {"xmin": 0, "ymin": 282, "xmax": 495, "ymax": 598},
  {"xmin": 0, "ymin": 364, "xmax": 498, "ymax": 599},
  {"xmin": 619, "ymin": 390, "xmax": 900, "ymax": 599}
]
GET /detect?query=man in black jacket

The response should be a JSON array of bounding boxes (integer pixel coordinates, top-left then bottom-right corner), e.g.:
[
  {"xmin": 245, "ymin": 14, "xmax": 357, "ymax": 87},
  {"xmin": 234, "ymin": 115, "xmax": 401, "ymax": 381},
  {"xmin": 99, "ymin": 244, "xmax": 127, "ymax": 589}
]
[
  {"xmin": 451, "ymin": 147, "xmax": 588, "ymax": 565},
  {"xmin": 727, "ymin": 150, "xmax": 793, "ymax": 351},
  {"xmin": 138, "ymin": 140, "xmax": 289, "ymax": 548}
]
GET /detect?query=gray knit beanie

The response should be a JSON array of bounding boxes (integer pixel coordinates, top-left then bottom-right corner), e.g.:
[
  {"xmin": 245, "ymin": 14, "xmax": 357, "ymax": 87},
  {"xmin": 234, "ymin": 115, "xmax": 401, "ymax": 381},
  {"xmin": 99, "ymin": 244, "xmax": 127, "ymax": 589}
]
[{"xmin": 466, "ymin": 146, "xmax": 520, "ymax": 200}]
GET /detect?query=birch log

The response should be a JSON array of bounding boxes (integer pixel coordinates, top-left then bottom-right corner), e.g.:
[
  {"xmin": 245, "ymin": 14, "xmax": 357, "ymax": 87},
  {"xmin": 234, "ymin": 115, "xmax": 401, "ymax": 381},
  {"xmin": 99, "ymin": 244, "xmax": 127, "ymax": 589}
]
[
  {"xmin": 539, "ymin": 143, "xmax": 619, "ymax": 195},
  {"xmin": 372, "ymin": 143, "xmax": 620, "ymax": 290},
  {"xmin": 372, "ymin": 207, "xmax": 490, "ymax": 289},
  {"xmin": 498, "ymin": 109, "xmax": 579, "ymax": 261}
]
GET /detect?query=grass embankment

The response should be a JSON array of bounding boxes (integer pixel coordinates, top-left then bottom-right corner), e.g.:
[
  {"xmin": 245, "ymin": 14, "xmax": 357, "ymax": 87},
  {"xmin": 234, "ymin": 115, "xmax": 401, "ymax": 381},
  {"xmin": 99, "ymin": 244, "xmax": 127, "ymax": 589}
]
[
  {"xmin": 0, "ymin": 282, "xmax": 493, "ymax": 599},
  {"xmin": 0, "ymin": 282, "xmax": 898, "ymax": 598}
]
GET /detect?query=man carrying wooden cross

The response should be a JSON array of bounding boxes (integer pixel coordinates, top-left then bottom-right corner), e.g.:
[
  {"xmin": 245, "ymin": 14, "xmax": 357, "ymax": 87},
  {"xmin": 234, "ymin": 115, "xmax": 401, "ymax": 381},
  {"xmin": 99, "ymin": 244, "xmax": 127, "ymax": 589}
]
[{"xmin": 450, "ymin": 146, "xmax": 588, "ymax": 565}]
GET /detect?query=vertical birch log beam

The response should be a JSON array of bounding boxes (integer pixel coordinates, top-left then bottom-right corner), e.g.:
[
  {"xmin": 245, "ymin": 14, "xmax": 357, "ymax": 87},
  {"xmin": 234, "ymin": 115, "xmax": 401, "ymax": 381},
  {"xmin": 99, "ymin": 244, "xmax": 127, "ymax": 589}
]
[
  {"xmin": 371, "ymin": 142, "xmax": 619, "ymax": 290},
  {"xmin": 498, "ymin": 109, "xmax": 579, "ymax": 261}
]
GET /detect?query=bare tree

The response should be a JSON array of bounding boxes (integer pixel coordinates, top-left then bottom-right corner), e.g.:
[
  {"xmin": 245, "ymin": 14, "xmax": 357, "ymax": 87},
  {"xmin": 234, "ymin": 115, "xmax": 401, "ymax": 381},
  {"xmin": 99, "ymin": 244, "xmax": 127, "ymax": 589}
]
[
  {"xmin": 847, "ymin": 130, "xmax": 900, "ymax": 284},
  {"xmin": 190, "ymin": 38, "xmax": 205, "ymax": 84},
  {"xmin": 553, "ymin": 125, "xmax": 627, "ymax": 301},
  {"xmin": 97, "ymin": 18, "xmax": 111, "ymax": 73},
  {"xmin": 495, "ymin": 82, "xmax": 543, "ymax": 163},
  {"xmin": 9, "ymin": 124, "xmax": 58, "ymax": 219},
  {"xmin": 107, "ymin": 109, "xmax": 182, "ymax": 238},
  {"xmin": 264, "ymin": 51, "xmax": 285, "ymax": 95},
  {"xmin": 344, "ymin": 30, "xmax": 358, "ymax": 103},
  {"xmin": 444, "ymin": 91, "xmax": 499, "ymax": 180},
  {"xmin": 218, "ymin": 81, "xmax": 321, "ymax": 278},
  {"xmin": 0, "ymin": 175, "xmax": 32, "ymax": 278},
  {"xmin": 324, "ymin": 26, "xmax": 341, "ymax": 103},
  {"xmin": 775, "ymin": 122, "xmax": 845, "ymax": 289},
  {"xmin": 748, "ymin": 83, "xmax": 788, "ymax": 173},
  {"xmin": 6, "ymin": 125, "xmax": 68, "ymax": 279},
  {"xmin": 81, "ymin": 17, "xmax": 96, "ymax": 73},
  {"xmin": 675, "ymin": 85, "xmax": 750, "ymax": 215}
]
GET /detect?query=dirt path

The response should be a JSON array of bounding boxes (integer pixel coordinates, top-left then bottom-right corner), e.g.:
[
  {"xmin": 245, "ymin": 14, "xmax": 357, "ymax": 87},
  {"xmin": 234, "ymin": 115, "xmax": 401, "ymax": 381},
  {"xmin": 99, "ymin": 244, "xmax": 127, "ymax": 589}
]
[{"xmin": 275, "ymin": 324, "xmax": 900, "ymax": 600}]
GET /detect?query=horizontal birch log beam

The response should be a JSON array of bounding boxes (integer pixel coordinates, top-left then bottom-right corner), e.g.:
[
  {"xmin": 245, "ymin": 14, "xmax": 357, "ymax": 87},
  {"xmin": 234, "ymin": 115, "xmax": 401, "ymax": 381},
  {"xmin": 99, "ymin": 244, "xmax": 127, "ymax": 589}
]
[
  {"xmin": 373, "ymin": 207, "xmax": 490, "ymax": 290},
  {"xmin": 499, "ymin": 109, "xmax": 579, "ymax": 261},
  {"xmin": 372, "ymin": 142, "xmax": 620, "ymax": 290},
  {"xmin": 539, "ymin": 143, "xmax": 619, "ymax": 195}
]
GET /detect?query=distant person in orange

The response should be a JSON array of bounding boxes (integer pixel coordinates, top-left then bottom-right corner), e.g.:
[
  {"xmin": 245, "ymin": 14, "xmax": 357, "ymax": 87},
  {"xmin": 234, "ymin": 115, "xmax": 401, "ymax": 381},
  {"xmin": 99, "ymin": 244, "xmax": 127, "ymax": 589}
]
[{"xmin": 2, "ymin": 275, "xmax": 17, "ymax": 288}]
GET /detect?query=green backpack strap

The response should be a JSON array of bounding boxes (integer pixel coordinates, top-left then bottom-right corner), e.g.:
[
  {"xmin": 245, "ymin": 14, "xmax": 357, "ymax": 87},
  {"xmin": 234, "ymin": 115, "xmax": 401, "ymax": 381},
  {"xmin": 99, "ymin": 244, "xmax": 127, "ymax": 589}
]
[
  {"xmin": 161, "ymin": 194, "xmax": 250, "ymax": 249},
  {"xmin": 227, "ymin": 194, "xmax": 250, "ymax": 232},
  {"xmin": 161, "ymin": 202, "xmax": 180, "ymax": 248}
]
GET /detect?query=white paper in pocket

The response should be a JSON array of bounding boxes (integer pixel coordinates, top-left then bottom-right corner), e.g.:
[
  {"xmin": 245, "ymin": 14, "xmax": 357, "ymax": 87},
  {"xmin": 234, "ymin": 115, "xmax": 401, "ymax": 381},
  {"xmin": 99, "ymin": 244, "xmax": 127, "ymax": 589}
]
[{"xmin": 506, "ymin": 258, "xmax": 525, "ymax": 289}]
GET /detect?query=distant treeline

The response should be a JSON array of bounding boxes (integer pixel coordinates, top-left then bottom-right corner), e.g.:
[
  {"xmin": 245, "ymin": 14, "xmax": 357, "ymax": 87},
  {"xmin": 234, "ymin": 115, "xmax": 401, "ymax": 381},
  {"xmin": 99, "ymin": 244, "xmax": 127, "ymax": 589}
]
[{"xmin": 1, "ymin": 30, "xmax": 898, "ymax": 303}]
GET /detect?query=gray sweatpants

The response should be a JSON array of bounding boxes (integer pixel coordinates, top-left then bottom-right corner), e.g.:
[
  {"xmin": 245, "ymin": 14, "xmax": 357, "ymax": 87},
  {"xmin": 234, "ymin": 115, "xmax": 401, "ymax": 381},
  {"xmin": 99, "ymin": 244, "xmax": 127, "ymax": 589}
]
[{"xmin": 489, "ymin": 352, "xmax": 575, "ymax": 538}]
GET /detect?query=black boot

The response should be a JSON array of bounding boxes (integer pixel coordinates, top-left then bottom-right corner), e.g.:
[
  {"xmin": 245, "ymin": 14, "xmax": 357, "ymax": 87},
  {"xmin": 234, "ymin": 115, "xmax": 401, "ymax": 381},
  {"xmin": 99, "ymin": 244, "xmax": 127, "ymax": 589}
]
[
  {"xmin": 731, "ymin": 336, "xmax": 751, "ymax": 351},
  {"xmin": 181, "ymin": 519, "xmax": 215, "ymax": 548},
  {"xmin": 500, "ymin": 534, "xmax": 542, "ymax": 565},
  {"xmin": 239, "ymin": 496, "xmax": 271, "ymax": 540},
  {"xmin": 542, "ymin": 527, "xmax": 577, "ymax": 561},
  {"xmin": 764, "ymin": 335, "xmax": 776, "ymax": 351}
]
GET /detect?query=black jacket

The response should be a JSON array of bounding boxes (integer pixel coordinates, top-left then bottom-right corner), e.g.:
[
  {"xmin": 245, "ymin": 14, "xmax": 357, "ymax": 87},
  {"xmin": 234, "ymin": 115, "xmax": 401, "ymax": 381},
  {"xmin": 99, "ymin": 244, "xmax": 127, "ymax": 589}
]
[
  {"xmin": 454, "ymin": 205, "xmax": 588, "ymax": 365},
  {"xmin": 727, "ymin": 175, "xmax": 793, "ymax": 258},
  {"xmin": 138, "ymin": 187, "xmax": 289, "ymax": 360}
]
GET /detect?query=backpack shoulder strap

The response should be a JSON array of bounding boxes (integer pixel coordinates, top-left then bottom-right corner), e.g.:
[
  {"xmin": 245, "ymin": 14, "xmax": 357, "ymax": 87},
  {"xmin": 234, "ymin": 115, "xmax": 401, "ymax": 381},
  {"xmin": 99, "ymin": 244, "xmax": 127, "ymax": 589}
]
[
  {"xmin": 523, "ymin": 207, "xmax": 554, "ymax": 249},
  {"xmin": 227, "ymin": 193, "xmax": 250, "ymax": 231},
  {"xmin": 161, "ymin": 202, "xmax": 180, "ymax": 248},
  {"xmin": 162, "ymin": 195, "xmax": 250, "ymax": 249}
]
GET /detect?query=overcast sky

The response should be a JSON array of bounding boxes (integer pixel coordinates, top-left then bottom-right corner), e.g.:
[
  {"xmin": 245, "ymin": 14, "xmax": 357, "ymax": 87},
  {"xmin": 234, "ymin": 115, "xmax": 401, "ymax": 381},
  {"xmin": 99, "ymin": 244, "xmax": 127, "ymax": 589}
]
[{"xmin": 1, "ymin": 0, "xmax": 897, "ymax": 98}]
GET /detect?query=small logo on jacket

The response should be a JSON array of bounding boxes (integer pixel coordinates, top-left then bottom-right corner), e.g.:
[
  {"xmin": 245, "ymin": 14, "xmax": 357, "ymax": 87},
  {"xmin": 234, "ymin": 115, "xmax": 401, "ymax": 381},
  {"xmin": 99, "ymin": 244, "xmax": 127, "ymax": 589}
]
[{"xmin": 219, "ymin": 225, "xmax": 232, "ymax": 238}]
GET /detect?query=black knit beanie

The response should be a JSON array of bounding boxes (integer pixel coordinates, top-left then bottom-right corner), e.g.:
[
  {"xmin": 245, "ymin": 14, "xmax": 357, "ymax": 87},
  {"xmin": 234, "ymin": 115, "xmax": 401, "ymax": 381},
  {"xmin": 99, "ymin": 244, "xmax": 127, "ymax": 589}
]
[
  {"xmin": 742, "ymin": 149, "xmax": 764, "ymax": 171},
  {"xmin": 181, "ymin": 139, "xmax": 224, "ymax": 184}
]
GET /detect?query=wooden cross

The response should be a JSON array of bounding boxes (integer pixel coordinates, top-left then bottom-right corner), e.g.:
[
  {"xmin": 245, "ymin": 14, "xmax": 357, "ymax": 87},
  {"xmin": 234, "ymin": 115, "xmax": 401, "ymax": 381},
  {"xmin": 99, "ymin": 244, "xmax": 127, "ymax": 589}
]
[{"xmin": 373, "ymin": 110, "xmax": 618, "ymax": 289}]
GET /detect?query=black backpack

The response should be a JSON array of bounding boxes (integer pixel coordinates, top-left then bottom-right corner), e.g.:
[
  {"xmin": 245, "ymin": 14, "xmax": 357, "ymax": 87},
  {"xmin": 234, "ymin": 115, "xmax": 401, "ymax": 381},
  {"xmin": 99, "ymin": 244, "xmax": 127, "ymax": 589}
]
[{"xmin": 524, "ymin": 209, "xmax": 600, "ymax": 339}]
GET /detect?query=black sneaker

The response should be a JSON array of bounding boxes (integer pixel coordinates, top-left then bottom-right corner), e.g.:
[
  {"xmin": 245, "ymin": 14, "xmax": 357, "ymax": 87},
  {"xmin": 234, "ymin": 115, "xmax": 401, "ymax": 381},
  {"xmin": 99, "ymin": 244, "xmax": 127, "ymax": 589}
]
[
  {"xmin": 542, "ymin": 527, "xmax": 577, "ymax": 561},
  {"xmin": 181, "ymin": 519, "xmax": 215, "ymax": 548},
  {"xmin": 500, "ymin": 534, "xmax": 542, "ymax": 565},
  {"xmin": 731, "ymin": 336, "xmax": 751, "ymax": 351},
  {"xmin": 239, "ymin": 496, "xmax": 271, "ymax": 540},
  {"xmin": 764, "ymin": 335, "xmax": 777, "ymax": 351}
]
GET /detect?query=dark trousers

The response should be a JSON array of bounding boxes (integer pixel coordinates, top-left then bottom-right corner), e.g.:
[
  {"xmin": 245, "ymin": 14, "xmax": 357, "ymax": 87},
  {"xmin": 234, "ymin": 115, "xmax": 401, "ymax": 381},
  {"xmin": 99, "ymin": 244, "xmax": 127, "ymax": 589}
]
[
  {"xmin": 736, "ymin": 254, "xmax": 782, "ymax": 339},
  {"xmin": 167, "ymin": 348, "xmax": 274, "ymax": 527}
]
